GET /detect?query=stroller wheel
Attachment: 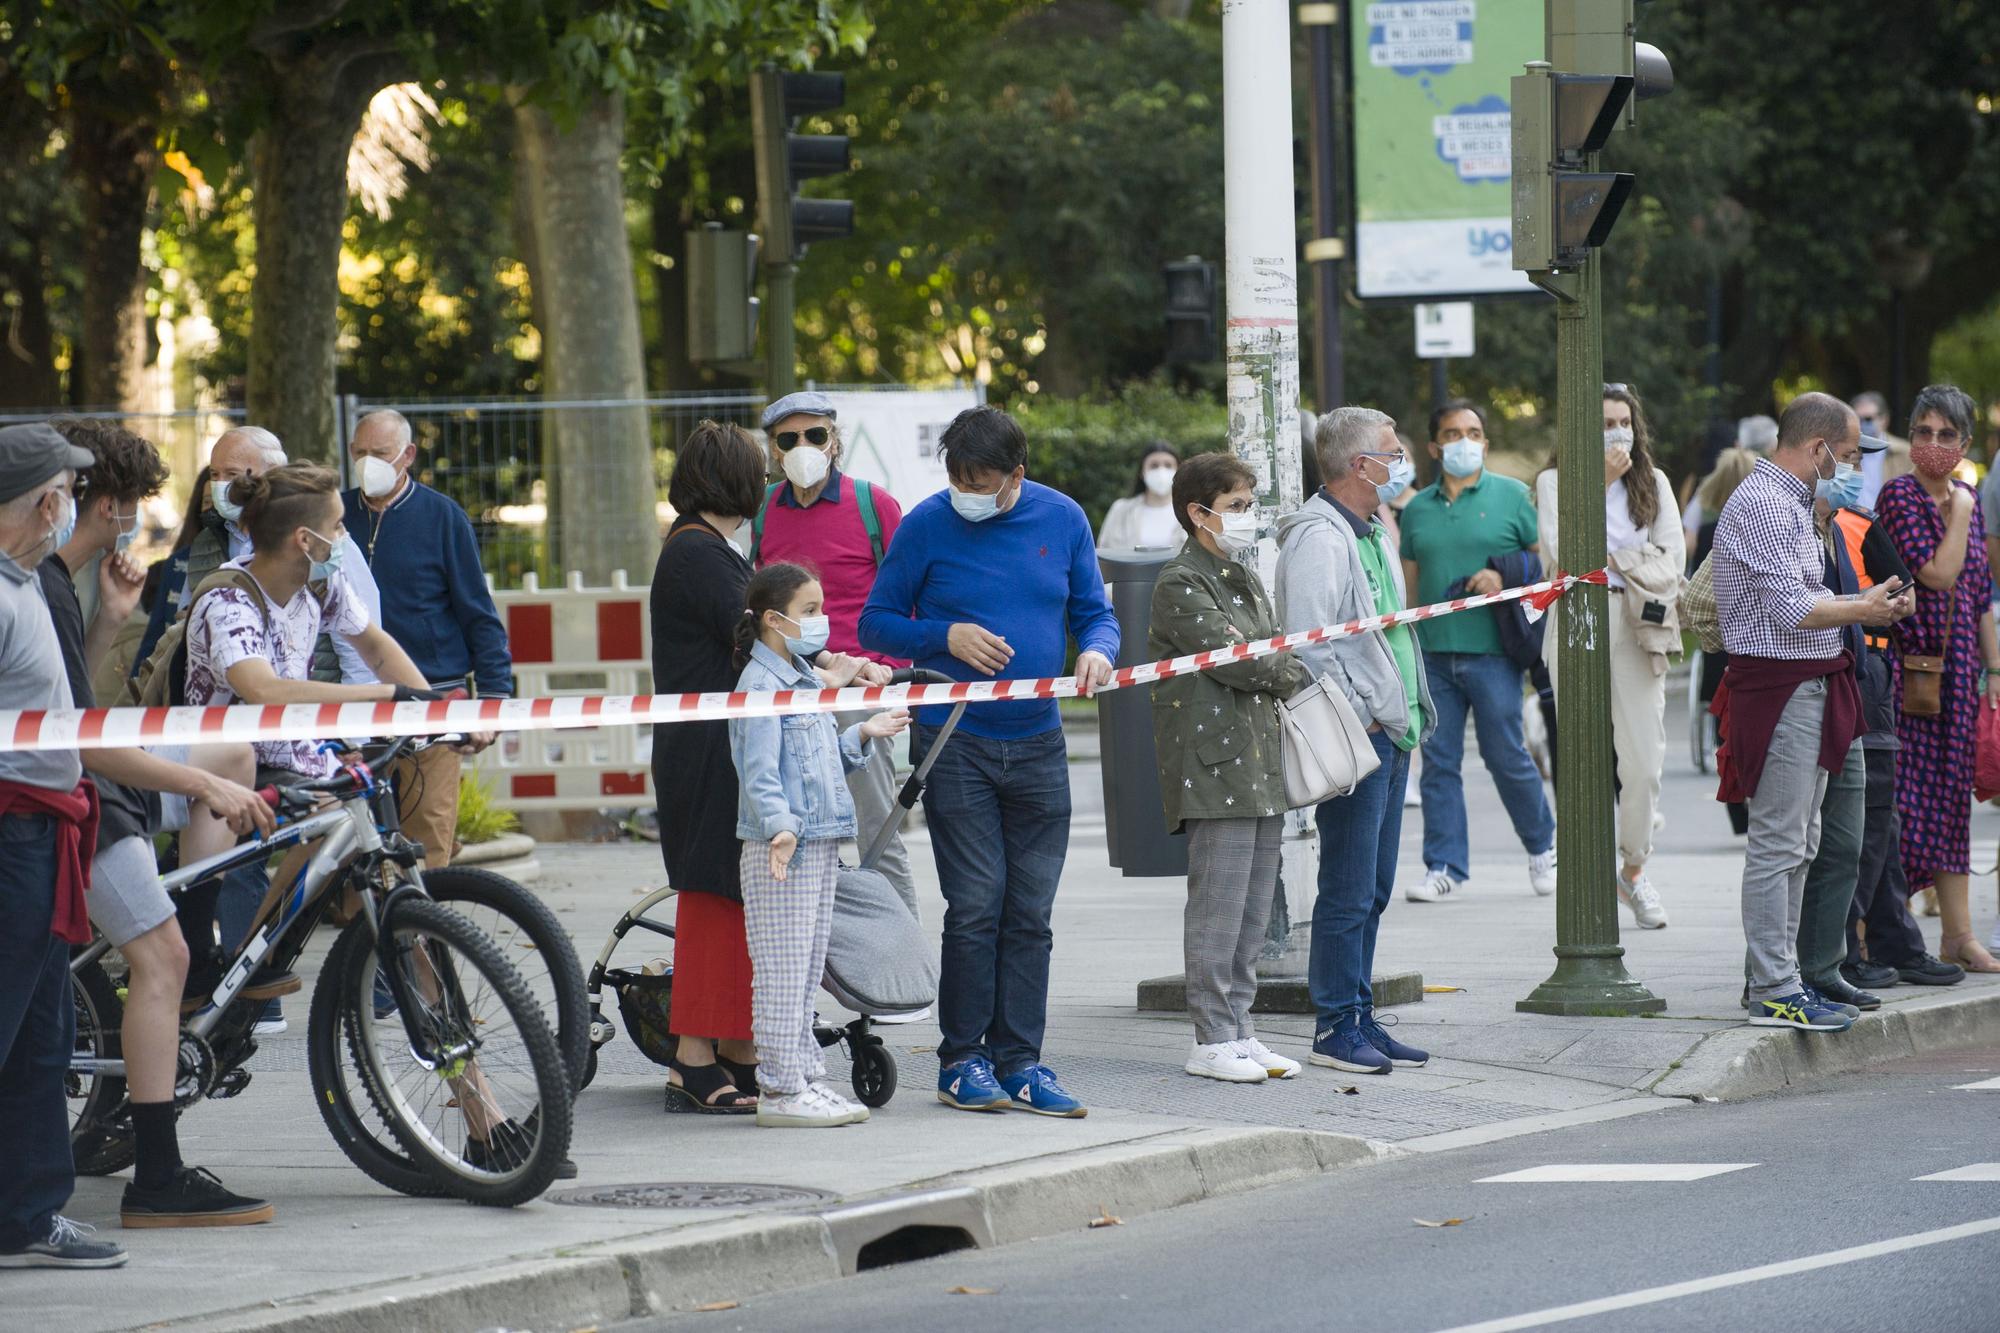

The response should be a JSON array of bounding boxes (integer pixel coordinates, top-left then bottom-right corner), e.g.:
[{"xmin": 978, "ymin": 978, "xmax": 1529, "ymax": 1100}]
[
  {"xmin": 850, "ymin": 1038, "xmax": 898, "ymax": 1108},
  {"xmin": 579, "ymin": 1046, "xmax": 599, "ymax": 1091}
]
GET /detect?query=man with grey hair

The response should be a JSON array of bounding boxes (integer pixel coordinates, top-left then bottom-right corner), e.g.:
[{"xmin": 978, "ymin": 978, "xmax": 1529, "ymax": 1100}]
[
  {"xmin": 1275, "ymin": 406, "xmax": 1434, "ymax": 1077},
  {"xmin": 343, "ymin": 408, "xmax": 511, "ymax": 872},
  {"xmin": 1736, "ymin": 414, "xmax": 1779, "ymax": 453},
  {"xmin": 1851, "ymin": 389, "xmax": 1912, "ymax": 507}
]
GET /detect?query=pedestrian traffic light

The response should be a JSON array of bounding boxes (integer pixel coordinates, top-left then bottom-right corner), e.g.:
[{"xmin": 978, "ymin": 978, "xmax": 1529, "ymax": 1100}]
[
  {"xmin": 1163, "ymin": 257, "xmax": 1217, "ymax": 364},
  {"xmin": 686, "ymin": 224, "xmax": 760, "ymax": 366},
  {"xmin": 1509, "ymin": 63, "xmax": 1634, "ymax": 274},
  {"xmin": 750, "ymin": 68, "xmax": 856, "ymax": 261}
]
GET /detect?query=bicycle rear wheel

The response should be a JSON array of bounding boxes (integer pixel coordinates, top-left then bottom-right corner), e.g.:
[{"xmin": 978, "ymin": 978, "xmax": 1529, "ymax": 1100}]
[
  {"xmin": 68, "ymin": 959, "xmax": 134, "ymax": 1177},
  {"xmin": 340, "ymin": 898, "xmax": 571, "ymax": 1206}
]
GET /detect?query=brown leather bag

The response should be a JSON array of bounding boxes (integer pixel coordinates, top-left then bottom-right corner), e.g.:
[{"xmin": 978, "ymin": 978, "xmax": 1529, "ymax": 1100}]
[{"xmin": 1901, "ymin": 587, "xmax": 1955, "ymax": 718}]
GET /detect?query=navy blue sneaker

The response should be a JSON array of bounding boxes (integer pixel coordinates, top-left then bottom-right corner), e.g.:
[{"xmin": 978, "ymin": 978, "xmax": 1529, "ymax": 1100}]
[
  {"xmin": 1310, "ymin": 1016, "xmax": 1391, "ymax": 1074},
  {"xmin": 937, "ymin": 1056, "xmax": 1010, "ymax": 1111},
  {"xmin": 999, "ymin": 1064, "xmax": 1088, "ymax": 1118},
  {"xmin": 1358, "ymin": 1010, "xmax": 1429, "ymax": 1068},
  {"xmin": 1747, "ymin": 990, "xmax": 1852, "ymax": 1032},
  {"xmin": 1800, "ymin": 986, "xmax": 1859, "ymax": 1020}
]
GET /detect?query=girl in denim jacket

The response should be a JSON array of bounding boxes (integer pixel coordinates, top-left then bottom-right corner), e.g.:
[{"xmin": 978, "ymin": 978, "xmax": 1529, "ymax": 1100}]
[{"xmin": 730, "ymin": 563, "xmax": 909, "ymax": 1127}]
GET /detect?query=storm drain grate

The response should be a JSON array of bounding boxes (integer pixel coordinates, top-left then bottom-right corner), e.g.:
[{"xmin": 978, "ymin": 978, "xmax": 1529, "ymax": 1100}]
[{"xmin": 548, "ymin": 1181, "xmax": 838, "ymax": 1210}]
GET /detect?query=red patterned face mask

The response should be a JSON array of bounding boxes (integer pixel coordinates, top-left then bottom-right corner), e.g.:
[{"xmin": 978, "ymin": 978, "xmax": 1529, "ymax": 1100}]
[{"xmin": 1912, "ymin": 440, "xmax": 1965, "ymax": 479}]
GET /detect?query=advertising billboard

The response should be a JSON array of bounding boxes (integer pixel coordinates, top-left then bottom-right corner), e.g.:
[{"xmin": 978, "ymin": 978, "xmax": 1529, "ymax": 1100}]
[{"xmin": 1350, "ymin": 0, "xmax": 1541, "ymax": 300}]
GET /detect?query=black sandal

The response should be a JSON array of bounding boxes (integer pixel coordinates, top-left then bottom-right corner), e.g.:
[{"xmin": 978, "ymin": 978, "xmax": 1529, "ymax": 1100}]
[
  {"xmin": 717, "ymin": 1054, "xmax": 760, "ymax": 1092},
  {"xmin": 663, "ymin": 1056, "xmax": 758, "ymax": 1114}
]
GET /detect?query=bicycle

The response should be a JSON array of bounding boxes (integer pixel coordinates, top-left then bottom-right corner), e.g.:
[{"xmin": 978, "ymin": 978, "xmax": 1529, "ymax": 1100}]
[{"xmin": 67, "ymin": 735, "xmax": 575, "ymax": 1206}]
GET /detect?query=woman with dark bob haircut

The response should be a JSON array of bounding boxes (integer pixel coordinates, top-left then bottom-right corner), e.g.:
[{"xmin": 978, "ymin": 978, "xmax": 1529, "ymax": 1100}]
[{"xmin": 651, "ymin": 420, "xmax": 772, "ymax": 1111}]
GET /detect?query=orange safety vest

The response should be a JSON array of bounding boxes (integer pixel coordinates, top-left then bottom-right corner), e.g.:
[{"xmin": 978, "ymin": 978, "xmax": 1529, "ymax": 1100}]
[{"xmin": 1832, "ymin": 507, "xmax": 1890, "ymax": 651}]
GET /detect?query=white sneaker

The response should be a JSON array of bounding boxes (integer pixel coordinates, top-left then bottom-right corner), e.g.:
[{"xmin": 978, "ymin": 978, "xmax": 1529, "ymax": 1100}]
[
  {"xmin": 1527, "ymin": 848, "xmax": 1558, "ymax": 897},
  {"xmin": 1617, "ymin": 872, "xmax": 1669, "ymax": 929},
  {"xmin": 1403, "ymin": 768, "xmax": 1422, "ymax": 808},
  {"xmin": 810, "ymin": 1079, "xmax": 869, "ymax": 1122},
  {"xmin": 252, "ymin": 1017, "xmax": 288, "ymax": 1037},
  {"xmin": 1185, "ymin": 1040, "xmax": 1268, "ymax": 1083},
  {"xmin": 1406, "ymin": 868, "xmax": 1460, "ymax": 903},
  {"xmin": 1234, "ymin": 1037, "xmax": 1300, "ymax": 1080},
  {"xmin": 757, "ymin": 1085, "xmax": 857, "ymax": 1127},
  {"xmin": 1651, "ymin": 810, "xmax": 1666, "ymax": 836}
]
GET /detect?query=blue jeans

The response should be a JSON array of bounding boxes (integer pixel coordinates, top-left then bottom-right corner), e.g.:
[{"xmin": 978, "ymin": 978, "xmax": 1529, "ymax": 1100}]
[
  {"xmin": 0, "ymin": 813, "xmax": 74, "ymax": 1248},
  {"xmin": 1309, "ymin": 732, "xmax": 1410, "ymax": 1028},
  {"xmin": 913, "ymin": 723, "xmax": 1070, "ymax": 1076},
  {"xmin": 1419, "ymin": 651, "xmax": 1555, "ymax": 881},
  {"xmin": 215, "ymin": 861, "xmax": 280, "ymax": 1021}
]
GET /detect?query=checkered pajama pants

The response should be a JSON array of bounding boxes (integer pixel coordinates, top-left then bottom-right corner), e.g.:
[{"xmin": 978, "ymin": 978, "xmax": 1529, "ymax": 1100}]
[
  {"xmin": 1184, "ymin": 815, "xmax": 1284, "ymax": 1044},
  {"xmin": 739, "ymin": 837, "xmax": 841, "ymax": 1096}
]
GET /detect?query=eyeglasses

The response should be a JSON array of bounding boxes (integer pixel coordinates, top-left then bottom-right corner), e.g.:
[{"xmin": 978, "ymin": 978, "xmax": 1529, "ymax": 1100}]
[
  {"xmin": 1200, "ymin": 500, "xmax": 1255, "ymax": 516},
  {"xmin": 1910, "ymin": 425, "xmax": 1963, "ymax": 446},
  {"xmin": 773, "ymin": 426, "xmax": 831, "ymax": 451},
  {"xmin": 1361, "ymin": 450, "xmax": 1409, "ymax": 465}
]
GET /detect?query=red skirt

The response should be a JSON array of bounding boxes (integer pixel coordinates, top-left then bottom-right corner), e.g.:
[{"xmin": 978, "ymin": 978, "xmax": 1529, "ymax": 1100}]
[{"xmin": 668, "ymin": 890, "xmax": 753, "ymax": 1041}]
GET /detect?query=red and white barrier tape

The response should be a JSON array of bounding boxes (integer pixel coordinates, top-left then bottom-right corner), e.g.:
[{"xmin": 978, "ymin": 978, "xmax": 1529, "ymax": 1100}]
[{"xmin": 0, "ymin": 570, "xmax": 1603, "ymax": 753}]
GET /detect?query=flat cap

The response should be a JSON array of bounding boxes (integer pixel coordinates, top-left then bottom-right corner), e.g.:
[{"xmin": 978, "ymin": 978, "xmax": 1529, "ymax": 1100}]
[
  {"xmin": 0, "ymin": 422, "xmax": 94, "ymax": 504},
  {"xmin": 759, "ymin": 391, "xmax": 838, "ymax": 431}
]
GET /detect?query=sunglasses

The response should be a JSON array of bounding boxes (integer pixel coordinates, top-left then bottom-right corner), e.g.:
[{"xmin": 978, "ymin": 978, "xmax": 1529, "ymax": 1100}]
[{"xmin": 773, "ymin": 426, "xmax": 832, "ymax": 451}]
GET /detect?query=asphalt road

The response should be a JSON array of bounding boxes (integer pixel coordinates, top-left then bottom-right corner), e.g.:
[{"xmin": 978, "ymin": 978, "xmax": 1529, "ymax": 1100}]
[{"xmin": 623, "ymin": 1046, "xmax": 2000, "ymax": 1332}]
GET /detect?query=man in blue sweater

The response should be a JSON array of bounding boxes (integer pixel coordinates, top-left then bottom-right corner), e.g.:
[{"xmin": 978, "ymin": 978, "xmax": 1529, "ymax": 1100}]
[
  {"xmin": 860, "ymin": 405, "xmax": 1118, "ymax": 1118},
  {"xmin": 343, "ymin": 410, "xmax": 513, "ymax": 869}
]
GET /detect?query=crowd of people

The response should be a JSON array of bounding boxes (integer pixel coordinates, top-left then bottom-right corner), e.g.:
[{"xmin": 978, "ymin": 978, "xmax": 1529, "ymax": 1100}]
[{"xmin": 3, "ymin": 377, "xmax": 1996, "ymax": 1260}]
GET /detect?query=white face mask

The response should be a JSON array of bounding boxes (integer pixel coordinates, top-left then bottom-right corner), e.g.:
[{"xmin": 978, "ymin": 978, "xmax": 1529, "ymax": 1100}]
[
  {"xmin": 1143, "ymin": 465, "xmax": 1176, "ymax": 498},
  {"xmin": 1604, "ymin": 425, "xmax": 1635, "ymax": 452},
  {"xmin": 113, "ymin": 508, "xmax": 139, "ymax": 553},
  {"xmin": 782, "ymin": 446, "xmax": 830, "ymax": 491},
  {"xmin": 358, "ymin": 454, "xmax": 402, "ymax": 499},
  {"xmin": 1200, "ymin": 505, "xmax": 1259, "ymax": 560}
]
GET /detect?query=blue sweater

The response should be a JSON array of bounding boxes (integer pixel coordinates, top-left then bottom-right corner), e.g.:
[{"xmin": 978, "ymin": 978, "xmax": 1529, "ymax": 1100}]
[
  {"xmin": 859, "ymin": 480, "xmax": 1119, "ymax": 738},
  {"xmin": 343, "ymin": 481, "xmax": 515, "ymax": 696}
]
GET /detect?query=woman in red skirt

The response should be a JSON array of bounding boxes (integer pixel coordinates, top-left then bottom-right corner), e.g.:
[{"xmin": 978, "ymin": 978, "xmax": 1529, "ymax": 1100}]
[{"xmin": 650, "ymin": 423, "xmax": 768, "ymax": 1111}]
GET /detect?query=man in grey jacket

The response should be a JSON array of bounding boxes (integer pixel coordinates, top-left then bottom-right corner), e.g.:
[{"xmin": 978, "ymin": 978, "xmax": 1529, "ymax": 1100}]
[{"xmin": 1275, "ymin": 406, "xmax": 1436, "ymax": 1077}]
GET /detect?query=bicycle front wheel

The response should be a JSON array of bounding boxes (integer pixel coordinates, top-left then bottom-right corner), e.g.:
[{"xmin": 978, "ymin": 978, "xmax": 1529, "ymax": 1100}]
[
  {"xmin": 68, "ymin": 958, "xmax": 134, "ymax": 1177},
  {"xmin": 423, "ymin": 867, "xmax": 588, "ymax": 1090},
  {"xmin": 340, "ymin": 898, "xmax": 572, "ymax": 1206}
]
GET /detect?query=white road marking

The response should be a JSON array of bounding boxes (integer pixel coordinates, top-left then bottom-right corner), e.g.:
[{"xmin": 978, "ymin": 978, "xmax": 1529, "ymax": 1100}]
[
  {"xmin": 1476, "ymin": 1163, "xmax": 1756, "ymax": 1183},
  {"xmin": 1915, "ymin": 1164, "xmax": 2000, "ymax": 1181},
  {"xmin": 1429, "ymin": 1215, "xmax": 2000, "ymax": 1333},
  {"xmin": 1952, "ymin": 1075, "xmax": 2000, "ymax": 1090}
]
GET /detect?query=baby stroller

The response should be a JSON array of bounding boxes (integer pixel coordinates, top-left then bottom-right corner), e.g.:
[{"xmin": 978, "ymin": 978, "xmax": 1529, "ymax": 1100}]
[{"xmin": 577, "ymin": 670, "xmax": 958, "ymax": 1107}]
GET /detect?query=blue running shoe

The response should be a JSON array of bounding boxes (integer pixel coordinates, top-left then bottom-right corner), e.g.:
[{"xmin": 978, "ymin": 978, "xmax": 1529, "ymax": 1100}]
[
  {"xmin": 1358, "ymin": 1010, "xmax": 1429, "ymax": 1068},
  {"xmin": 999, "ymin": 1064, "xmax": 1088, "ymax": 1118},
  {"xmin": 1310, "ymin": 1016, "xmax": 1391, "ymax": 1074},
  {"xmin": 937, "ymin": 1056, "xmax": 1010, "ymax": 1111},
  {"xmin": 1800, "ymin": 986, "xmax": 1859, "ymax": 1020},
  {"xmin": 1748, "ymin": 990, "xmax": 1852, "ymax": 1032}
]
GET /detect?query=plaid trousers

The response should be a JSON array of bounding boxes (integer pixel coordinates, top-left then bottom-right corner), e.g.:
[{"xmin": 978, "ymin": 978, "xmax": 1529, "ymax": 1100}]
[
  {"xmin": 739, "ymin": 837, "xmax": 840, "ymax": 1095},
  {"xmin": 1184, "ymin": 816, "xmax": 1284, "ymax": 1043}
]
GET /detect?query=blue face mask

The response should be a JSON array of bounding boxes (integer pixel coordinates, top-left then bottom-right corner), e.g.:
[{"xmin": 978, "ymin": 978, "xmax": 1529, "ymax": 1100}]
[
  {"xmin": 949, "ymin": 484, "xmax": 1001, "ymax": 523},
  {"xmin": 212, "ymin": 478, "xmax": 243, "ymax": 524},
  {"xmin": 113, "ymin": 509, "xmax": 138, "ymax": 553},
  {"xmin": 1366, "ymin": 455, "xmax": 1416, "ymax": 507},
  {"xmin": 779, "ymin": 612, "xmax": 831, "ymax": 660},
  {"xmin": 1817, "ymin": 458, "xmax": 1863, "ymax": 510},
  {"xmin": 51, "ymin": 492, "xmax": 77, "ymax": 551},
  {"xmin": 305, "ymin": 528, "xmax": 344, "ymax": 582},
  {"xmin": 1440, "ymin": 439, "xmax": 1485, "ymax": 478}
]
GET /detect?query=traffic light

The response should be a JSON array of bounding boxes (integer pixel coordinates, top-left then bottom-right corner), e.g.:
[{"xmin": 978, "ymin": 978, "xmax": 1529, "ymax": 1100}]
[
  {"xmin": 686, "ymin": 224, "xmax": 760, "ymax": 366},
  {"xmin": 1509, "ymin": 64, "xmax": 1633, "ymax": 273},
  {"xmin": 1163, "ymin": 257, "xmax": 1217, "ymax": 364},
  {"xmin": 750, "ymin": 68, "xmax": 855, "ymax": 261}
]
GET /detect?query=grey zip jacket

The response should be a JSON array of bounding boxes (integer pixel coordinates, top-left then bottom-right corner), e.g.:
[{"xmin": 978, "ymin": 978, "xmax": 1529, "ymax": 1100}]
[{"xmin": 1273, "ymin": 491, "xmax": 1435, "ymax": 744}]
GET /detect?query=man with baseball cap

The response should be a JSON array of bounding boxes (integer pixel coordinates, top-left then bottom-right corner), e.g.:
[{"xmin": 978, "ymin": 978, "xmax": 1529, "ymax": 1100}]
[
  {"xmin": 749, "ymin": 392, "xmax": 917, "ymax": 916},
  {"xmin": 0, "ymin": 422, "xmax": 128, "ymax": 1267}
]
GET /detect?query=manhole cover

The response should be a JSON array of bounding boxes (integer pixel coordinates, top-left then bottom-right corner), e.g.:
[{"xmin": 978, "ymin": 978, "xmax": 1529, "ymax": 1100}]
[{"xmin": 548, "ymin": 1182, "xmax": 837, "ymax": 1210}]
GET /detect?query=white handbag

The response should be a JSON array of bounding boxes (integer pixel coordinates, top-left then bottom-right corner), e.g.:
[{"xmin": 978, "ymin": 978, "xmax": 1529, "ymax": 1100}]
[{"xmin": 1279, "ymin": 673, "xmax": 1381, "ymax": 808}]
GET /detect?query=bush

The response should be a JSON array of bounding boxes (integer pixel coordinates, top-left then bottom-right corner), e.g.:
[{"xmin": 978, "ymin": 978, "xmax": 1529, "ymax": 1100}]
[
  {"xmin": 455, "ymin": 770, "xmax": 520, "ymax": 846},
  {"xmin": 1011, "ymin": 381, "xmax": 1229, "ymax": 535}
]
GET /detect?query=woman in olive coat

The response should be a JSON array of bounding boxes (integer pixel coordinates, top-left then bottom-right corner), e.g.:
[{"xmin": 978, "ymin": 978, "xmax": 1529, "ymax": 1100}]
[{"xmin": 1149, "ymin": 453, "xmax": 1307, "ymax": 1085}]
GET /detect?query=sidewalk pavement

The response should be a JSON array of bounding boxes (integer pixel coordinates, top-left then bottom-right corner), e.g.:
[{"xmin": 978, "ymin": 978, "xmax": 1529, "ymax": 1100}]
[{"xmin": 21, "ymin": 692, "xmax": 2000, "ymax": 1332}]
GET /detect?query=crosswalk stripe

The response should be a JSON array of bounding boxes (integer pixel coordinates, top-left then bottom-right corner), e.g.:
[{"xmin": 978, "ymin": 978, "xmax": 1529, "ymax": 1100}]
[
  {"xmin": 1915, "ymin": 1164, "xmax": 2000, "ymax": 1182},
  {"xmin": 1951, "ymin": 1075, "xmax": 2000, "ymax": 1091},
  {"xmin": 1477, "ymin": 1164, "xmax": 1757, "ymax": 1184}
]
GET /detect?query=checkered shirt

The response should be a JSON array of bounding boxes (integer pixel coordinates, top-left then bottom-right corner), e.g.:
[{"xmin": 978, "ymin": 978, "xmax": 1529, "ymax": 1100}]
[{"xmin": 1711, "ymin": 458, "xmax": 1842, "ymax": 660}]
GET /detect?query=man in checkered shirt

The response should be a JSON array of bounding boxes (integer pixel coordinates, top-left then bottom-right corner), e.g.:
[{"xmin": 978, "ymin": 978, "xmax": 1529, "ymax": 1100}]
[{"xmin": 1711, "ymin": 392, "xmax": 1912, "ymax": 1032}]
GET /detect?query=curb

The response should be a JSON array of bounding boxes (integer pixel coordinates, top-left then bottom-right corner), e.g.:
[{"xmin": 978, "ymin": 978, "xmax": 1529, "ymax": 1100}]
[
  {"xmin": 173, "ymin": 1126, "xmax": 1389, "ymax": 1333},
  {"xmin": 1652, "ymin": 983, "xmax": 2000, "ymax": 1102}
]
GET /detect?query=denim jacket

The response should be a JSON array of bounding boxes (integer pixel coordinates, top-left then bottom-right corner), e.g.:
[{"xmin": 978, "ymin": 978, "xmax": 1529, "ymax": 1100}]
[{"xmin": 730, "ymin": 640, "xmax": 871, "ymax": 842}]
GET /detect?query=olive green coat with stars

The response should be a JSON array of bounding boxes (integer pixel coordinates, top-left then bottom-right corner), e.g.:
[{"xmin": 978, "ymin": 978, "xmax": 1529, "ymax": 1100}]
[{"xmin": 1148, "ymin": 538, "xmax": 1308, "ymax": 834}]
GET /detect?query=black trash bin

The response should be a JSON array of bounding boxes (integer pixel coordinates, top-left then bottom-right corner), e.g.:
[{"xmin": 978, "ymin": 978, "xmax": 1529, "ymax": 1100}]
[{"xmin": 1097, "ymin": 547, "xmax": 1189, "ymax": 879}]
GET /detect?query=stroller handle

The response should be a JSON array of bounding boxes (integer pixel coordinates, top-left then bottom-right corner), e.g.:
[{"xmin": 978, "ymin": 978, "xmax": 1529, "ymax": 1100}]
[{"xmin": 886, "ymin": 667, "xmax": 955, "ymax": 686}]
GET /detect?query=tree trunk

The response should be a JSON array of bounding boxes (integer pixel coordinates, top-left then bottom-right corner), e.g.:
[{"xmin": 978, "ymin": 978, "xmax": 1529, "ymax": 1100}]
[
  {"xmin": 0, "ymin": 244, "xmax": 61, "ymax": 408},
  {"xmin": 650, "ymin": 184, "xmax": 698, "ymax": 392},
  {"xmin": 516, "ymin": 94, "xmax": 659, "ymax": 584},
  {"xmin": 245, "ymin": 78, "xmax": 373, "ymax": 461},
  {"xmin": 72, "ymin": 111, "xmax": 156, "ymax": 411}
]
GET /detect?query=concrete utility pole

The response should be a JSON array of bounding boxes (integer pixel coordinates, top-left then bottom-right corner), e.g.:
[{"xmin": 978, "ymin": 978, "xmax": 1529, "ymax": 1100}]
[
  {"xmin": 1222, "ymin": 0, "xmax": 1311, "ymax": 970},
  {"xmin": 1513, "ymin": 0, "xmax": 1666, "ymax": 1015}
]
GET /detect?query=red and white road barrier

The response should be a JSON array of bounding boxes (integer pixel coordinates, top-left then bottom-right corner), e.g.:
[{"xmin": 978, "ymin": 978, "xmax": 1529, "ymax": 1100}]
[{"xmin": 0, "ymin": 570, "xmax": 1603, "ymax": 754}]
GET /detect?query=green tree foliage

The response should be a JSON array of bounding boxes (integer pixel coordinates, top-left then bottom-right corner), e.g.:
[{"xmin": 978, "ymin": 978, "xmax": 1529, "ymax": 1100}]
[{"xmin": 1013, "ymin": 379, "xmax": 1226, "ymax": 532}]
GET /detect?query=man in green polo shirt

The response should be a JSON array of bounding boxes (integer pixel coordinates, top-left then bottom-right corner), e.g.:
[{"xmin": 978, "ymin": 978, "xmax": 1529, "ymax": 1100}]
[{"xmin": 1396, "ymin": 398, "xmax": 1556, "ymax": 905}]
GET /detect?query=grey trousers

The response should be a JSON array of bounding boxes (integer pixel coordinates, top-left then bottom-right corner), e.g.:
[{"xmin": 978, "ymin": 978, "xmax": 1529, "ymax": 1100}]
[
  {"xmin": 1184, "ymin": 816, "xmax": 1284, "ymax": 1043},
  {"xmin": 836, "ymin": 709, "xmax": 918, "ymax": 923},
  {"xmin": 1743, "ymin": 680, "xmax": 1831, "ymax": 1002}
]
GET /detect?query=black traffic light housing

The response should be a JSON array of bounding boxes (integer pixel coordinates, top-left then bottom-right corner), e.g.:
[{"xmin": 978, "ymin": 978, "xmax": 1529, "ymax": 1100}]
[
  {"xmin": 751, "ymin": 68, "xmax": 855, "ymax": 260},
  {"xmin": 686, "ymin": 224, "xmax": 761, "ymax": 366},
  {"xmin": 1163, "ymin": 257, "xmax": 1218, "ymax": 364}
]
